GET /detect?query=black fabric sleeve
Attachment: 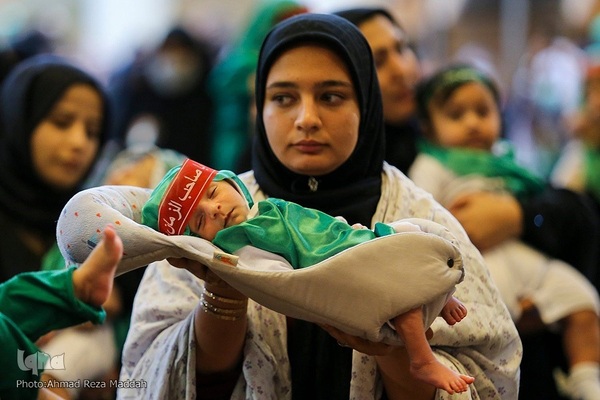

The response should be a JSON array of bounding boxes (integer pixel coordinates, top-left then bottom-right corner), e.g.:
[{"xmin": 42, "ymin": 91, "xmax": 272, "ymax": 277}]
[{"xmin": 519, "ymin": 187, "xmax": 600, "ymax": 288}]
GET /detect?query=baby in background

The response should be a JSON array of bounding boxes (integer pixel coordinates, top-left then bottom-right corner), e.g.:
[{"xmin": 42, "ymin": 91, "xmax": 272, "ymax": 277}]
[
  {"xmin": 141, "ymin": 158, "xmax": 474, "ymax": 394},
  {"xmin": 410, "ymin": 63, "xmax": 600, "ymax": 400}
]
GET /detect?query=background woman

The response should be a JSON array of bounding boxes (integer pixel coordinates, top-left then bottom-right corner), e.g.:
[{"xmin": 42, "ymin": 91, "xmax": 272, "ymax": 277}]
[{"xmin": 0, "ymin": 54, "xmax": 124, "ymax": 399}]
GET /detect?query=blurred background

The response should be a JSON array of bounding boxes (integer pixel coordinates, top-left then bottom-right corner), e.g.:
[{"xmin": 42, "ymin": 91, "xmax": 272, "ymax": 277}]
[
  {"xmin": 3, "ymin": 0, "xmax": 600, "ymax": 176},
  {"xmin": 1, "ymin": 0, "xmax": 599, "ymax": 87}
]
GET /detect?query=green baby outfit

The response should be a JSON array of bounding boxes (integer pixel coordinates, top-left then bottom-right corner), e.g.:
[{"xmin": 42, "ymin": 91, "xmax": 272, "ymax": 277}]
[{"xmin": 213, "ymin": 198, "xmax": 395, "ymax": 268}]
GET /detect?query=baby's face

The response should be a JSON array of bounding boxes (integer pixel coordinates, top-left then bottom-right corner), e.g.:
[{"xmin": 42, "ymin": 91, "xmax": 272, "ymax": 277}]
[
  {"xmin": 187, "ymin": 180, "xmax": 250, "ymax": 240},
  {"xmin": 429, "ymin": 82, "xmax": 500, "ymax": 151}
]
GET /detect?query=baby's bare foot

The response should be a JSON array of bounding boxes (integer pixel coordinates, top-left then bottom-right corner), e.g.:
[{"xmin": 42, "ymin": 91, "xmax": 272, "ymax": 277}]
[
  {"xmin": 72, "ymin": 225, "xmax": 123, "ymax": 307},
  {"xmin": 411, "ymin": 360, "xmax": 474, "ymax": 394},
  {"xmin": 441, "ymin": 297, "xmax": 468, "ymax": 325}
]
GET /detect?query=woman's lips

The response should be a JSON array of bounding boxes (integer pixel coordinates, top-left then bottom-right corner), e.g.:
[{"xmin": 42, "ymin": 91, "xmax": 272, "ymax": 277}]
[
  {"xmin": 293, "ymin": 141, "xmax": 324, "ymax": 154},
  {"xmin": 61, "ymin": 160, "xmax": 86, "ymax": 174}
]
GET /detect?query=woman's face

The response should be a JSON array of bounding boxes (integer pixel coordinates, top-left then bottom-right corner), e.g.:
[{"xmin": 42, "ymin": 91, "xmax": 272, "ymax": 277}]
[
  {"xmin": 358, "ymin": 14, "xmax": 420, "ymax": 125},
  {"xmin": 31, "ymin": 83, "xmax": 103, "ymax": 189},
  {"xmin": 262, "ymin": 44, "xmax": 360, "ymax": 176}
]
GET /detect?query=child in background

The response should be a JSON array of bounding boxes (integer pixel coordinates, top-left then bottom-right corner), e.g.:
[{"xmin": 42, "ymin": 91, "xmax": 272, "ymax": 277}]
[
  {"xmin": 409, "ymin": 63, "xmax": 600, "ymax": 400},
  {"xmin": 141, "ymin": 158, "xmax": 474, "ymax": 395},
  {"xmin": 0, "ymin": 225, "xmax": 122, "ymax": 400}
]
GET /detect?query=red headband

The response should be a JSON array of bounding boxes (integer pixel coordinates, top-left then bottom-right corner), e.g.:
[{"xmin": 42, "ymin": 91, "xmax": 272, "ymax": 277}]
[{"xmin": 158, "ymin": 158, "xmax": 217, "ymax": 235}]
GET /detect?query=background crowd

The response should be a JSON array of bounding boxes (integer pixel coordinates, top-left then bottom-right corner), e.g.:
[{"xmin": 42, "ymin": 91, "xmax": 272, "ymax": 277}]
[{"xmin": 2, "ymin": 0, "xmax": 600, "ymax": 399}]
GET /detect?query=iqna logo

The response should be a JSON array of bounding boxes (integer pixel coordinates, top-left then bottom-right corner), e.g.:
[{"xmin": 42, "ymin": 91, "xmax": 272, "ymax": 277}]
[{"xmin": 17, "ymin": 350, "xmax": 65, "ymax": 376}]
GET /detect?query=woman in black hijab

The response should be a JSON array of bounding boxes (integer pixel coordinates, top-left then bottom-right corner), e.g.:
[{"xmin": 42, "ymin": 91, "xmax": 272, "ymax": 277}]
[
  {"xmin": 0, "ymin": 54, "xmax": 109, "ymax": 282},
  {"xmin": 0, "ymin": 54, "xmax": 109, "ymax": 390},
  {"xmin": 0, "ymin": 54, "xmax": 132, "ymax": 399},
  {"xmin": 121, "ymin": 13, "xmax": 521, "ymax": 400},
  {"xmin": 252, "ymin": 12, "xmax": 385, "ymax": 228}
]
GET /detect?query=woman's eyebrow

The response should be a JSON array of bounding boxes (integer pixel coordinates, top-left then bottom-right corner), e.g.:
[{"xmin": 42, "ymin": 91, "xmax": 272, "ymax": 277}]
[
  {"xmin": 266, "ymin": 80, "xmax": 352, "ymax": 90},
  {"xmin": 316, "ymin": 80, "xmax": 353, "ymax": 90},
  {"xmin": 266, "ymin": 81, "xmax": 296, "ymax": 90}
]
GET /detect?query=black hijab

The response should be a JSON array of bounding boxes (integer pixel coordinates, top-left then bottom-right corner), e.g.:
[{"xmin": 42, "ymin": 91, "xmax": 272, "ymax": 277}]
[
  {"xmin": 252, "ymin": 13, "xmax": 385, "ymax": 226},
  {"xmin": 251, "ymin": 14, "xmax": 387, "ymax": 398},
  {"xmin": 0, "ymin": 54, "xmax": 109, "ymax": 236},
  {"xmin": 335, "ymin": 7, "xmax": 421, "ymax": 175}
]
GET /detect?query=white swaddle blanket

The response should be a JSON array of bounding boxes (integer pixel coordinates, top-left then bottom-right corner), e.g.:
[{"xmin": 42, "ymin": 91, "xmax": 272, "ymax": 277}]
[{"xmin": 56, "ymin": 185, "xmax": 464, "ymax": 345}]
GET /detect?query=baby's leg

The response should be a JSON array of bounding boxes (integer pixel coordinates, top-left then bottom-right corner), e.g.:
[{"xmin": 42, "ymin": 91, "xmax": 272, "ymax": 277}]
[
  {"xmin": 393, "ymin": 307, "xmax": 474, "ymax": 394},
  {"xmin": 41, "ymin": 228, "xmax": 121, "ymax": 400},
  {"xmin": 441, "ymin": 296, "xmax": 468, "ymax": 325},
  {"xmin": 72, "ymin": 224, "xmax": 123, "ymax": 308}
]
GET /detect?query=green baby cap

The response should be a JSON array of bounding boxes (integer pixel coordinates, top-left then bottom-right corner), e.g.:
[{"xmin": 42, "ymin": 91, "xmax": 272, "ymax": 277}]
[{"xmin": 142, "ymin": 158, "xmax": 254, "ymax": 236}]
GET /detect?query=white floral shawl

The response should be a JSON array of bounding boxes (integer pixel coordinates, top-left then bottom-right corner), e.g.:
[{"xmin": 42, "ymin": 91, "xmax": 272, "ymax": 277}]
[{"xmin": 117, "ymin": 163, "xmax": 522, "ymax": 400}]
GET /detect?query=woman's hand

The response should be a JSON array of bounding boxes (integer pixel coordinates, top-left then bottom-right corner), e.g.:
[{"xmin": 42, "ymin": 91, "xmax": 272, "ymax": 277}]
[
  {"xmin": 168, "ymin": 257, "xmax": 246, "ymax": 298},
  {"xmin": 167, "ymin": 257, "xmax": 226, "ymax": 285},
  {"xmin": 448, "ymin": 191, "xmax": 522, "ymax": 251}
]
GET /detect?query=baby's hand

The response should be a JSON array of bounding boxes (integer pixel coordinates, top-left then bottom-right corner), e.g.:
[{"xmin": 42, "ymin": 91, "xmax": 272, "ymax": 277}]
[
  {"xmin": 392, "ymin": 221, "xmax": 422, "ymax": 233},
  {"xmin": 351, "ymin": 223, "xmax": 368, "ymax": 230},
  {"xmin": 335, "ymin": 215, "xmax": 367, "ymax": 230}
]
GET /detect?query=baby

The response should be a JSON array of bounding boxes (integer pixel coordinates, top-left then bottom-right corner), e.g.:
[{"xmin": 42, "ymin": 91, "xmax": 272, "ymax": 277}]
[
  {"xmin": 410, "ymin": 64, "xmax": 600, "ymax": 400},
  {"xmin": 141, "ymin": 158, "xmax": 474, "ymax": 394}
]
